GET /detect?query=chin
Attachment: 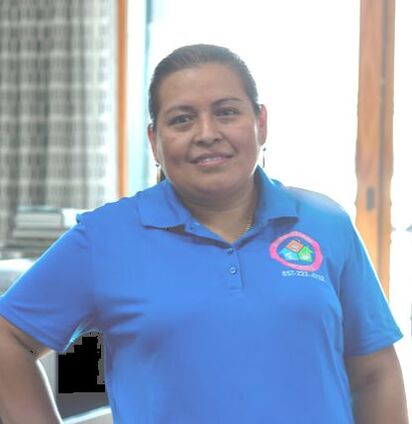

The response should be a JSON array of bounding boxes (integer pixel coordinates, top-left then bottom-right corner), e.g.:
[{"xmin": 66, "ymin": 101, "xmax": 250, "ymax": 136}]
[{"xmin": 194, "ymin": 179, "xmax": 246, "ymax": 198}]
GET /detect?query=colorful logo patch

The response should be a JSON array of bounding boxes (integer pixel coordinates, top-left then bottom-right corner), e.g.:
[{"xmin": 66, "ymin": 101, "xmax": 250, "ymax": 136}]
[{"xmin": 269, "ymin": 231, "xmax": 323, "ymax": 271}]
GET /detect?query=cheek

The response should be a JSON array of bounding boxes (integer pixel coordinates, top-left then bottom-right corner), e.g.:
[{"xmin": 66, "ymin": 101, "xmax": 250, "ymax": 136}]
[
  {"xmin": 232, "ymin": 119, "xmax": 258, "ymax": 137},
  {"xmin": 232, "ymin": 125, "xmax": 260, "ymax": 151},
  {"xmin": 157, "ymin": 136, "xmax": 187, "ymax": 166}
]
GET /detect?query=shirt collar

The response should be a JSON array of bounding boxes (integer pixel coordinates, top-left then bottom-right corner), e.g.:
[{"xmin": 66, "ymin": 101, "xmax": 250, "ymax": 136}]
[
  {"xmin": 137, "ymin": 178, "xmax": 191, "ymax": 228},
  {"xmin": 137, "ymin": 166, "xmax": 298, "ymax": 229},
  {"xmin": 254, "ymin": 166, "xmax": 298, "ymax": 224}
]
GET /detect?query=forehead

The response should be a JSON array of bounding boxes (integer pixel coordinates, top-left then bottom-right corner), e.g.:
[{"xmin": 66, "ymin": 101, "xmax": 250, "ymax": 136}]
[{"xmin": 157, "ymin": 63, "xmax": 247, "ymax": 110}]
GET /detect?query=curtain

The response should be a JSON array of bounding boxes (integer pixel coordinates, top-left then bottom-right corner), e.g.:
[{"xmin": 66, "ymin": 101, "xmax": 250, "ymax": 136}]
[{"xmin": 0, "ymin": 0, "xmax": 117, "ymax": 244}]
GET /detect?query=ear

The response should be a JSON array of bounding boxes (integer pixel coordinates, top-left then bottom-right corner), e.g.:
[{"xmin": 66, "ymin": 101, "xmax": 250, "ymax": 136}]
[
  {"xmin": 147, "ymin": 124, "xmax": 159, "ymax": 163},
  {"xmin": 257, "ymin": 104, "xmax": 268, "ymax": 147}
]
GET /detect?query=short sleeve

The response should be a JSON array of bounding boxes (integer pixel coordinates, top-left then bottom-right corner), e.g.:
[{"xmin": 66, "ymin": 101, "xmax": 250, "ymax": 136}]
[
  {"xmin": 0, "ymin": 215, "xmax": 97, "ymax": 353},
  {"xmin": 340, "ymin": 216, "xmax": 403, "ymax": 356}
]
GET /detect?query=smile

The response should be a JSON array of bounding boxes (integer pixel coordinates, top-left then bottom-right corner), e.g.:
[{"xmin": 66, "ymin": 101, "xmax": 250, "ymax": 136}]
[{"xmin": 191, "ymin": 154, "xmax": 233, "ymax": 167}]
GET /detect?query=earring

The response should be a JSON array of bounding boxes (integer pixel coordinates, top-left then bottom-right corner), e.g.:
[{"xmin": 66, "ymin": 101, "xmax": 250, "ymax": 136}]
[
  {"xmin": 262, "ymin": 147, "xmax": 266, "ymax": 169},
  {"xmin": 155, "ymin": 162, "xmax": 165, "ymax": 183}
]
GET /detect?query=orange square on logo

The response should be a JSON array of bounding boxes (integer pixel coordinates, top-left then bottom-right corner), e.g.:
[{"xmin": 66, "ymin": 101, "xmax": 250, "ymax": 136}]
[{"xmin": 286, "ymin": 240, "xmax": 304, "ymax": 252}]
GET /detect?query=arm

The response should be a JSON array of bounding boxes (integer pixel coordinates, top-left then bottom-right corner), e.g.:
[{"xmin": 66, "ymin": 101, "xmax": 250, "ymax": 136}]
[
  {"xmin": 0, "ymin": 316, "xmax": 62, "ymax": 424},
  {"xmin": 345, "ymin": 346, "xmax": 409, "ymax": 424}
]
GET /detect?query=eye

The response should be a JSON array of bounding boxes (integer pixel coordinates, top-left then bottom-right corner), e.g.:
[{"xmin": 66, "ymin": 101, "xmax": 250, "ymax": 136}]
[
  {"xmin": 168, "ymin": 114, "xmax": 194, "ymax": 126},
  {"xmin": 216, "ymin": 107, "xmax": 239, "ymax": 118}
]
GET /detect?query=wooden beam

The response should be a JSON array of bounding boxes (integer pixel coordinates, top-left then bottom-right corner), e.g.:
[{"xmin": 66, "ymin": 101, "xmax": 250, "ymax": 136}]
[
  {"xmin": 356, "ymin": 0, "xmax": 395, "ymax": 297},
  {"xmin": 117, "ymin": 0, "xmax": 128, "ymax": 197}
]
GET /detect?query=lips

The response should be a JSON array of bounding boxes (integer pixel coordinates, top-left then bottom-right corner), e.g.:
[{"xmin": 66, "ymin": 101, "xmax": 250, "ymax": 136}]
[{"xmin": 191, "ymin": 152, "xmax": 233, "ymax": 164}]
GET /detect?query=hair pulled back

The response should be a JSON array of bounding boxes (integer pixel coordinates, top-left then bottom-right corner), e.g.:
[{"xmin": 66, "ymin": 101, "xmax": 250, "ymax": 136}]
[{"xmin": 148, "ymin": 44, "xmax": 260, "ymax": 130}]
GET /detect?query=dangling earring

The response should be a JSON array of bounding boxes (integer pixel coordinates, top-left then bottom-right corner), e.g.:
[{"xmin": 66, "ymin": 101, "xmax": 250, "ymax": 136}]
[
  {"xmin": 155, "ymin": 162, "xmax": 165, "ymax": 183},
  {"xmin": 262, "ymin": 147, "xmax": 267, "ymax": 169}
]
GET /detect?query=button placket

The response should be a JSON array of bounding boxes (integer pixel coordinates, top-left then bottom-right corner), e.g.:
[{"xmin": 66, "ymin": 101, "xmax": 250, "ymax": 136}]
[{"xmin": 224, "ymin": 246, "xmax": 242, "ymax": 291}]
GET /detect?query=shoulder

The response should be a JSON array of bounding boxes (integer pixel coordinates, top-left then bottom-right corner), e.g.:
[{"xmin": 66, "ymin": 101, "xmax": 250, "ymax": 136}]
[
  {"xmin": 76, "ymin": 194, "xmax": 140, "ymax": 231},
  {"xmin": 276, "ymin": 183, "xmax": 355, "ymax": 248},
  {"xmin": 256, "ymin": 167, "xmax": 353, "ymax": 234},
  {"xmin": 282, "ymin": 184, "xmax": 351, "ymax": 224},
  {"xmin": 288, "ymin": 185, "xmax": 346, "ymax": 214}
]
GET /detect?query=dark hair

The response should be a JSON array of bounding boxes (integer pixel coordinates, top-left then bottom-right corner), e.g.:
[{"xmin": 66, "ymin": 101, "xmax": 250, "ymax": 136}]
[{"xmin": 148, "ymin": 44, "xmax": 260, "ymax": 130}]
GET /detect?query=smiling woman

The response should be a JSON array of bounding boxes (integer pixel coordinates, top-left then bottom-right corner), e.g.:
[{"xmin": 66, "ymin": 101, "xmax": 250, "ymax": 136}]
[
  {"xmin": 148, "ymin": 63, "xmax": 266, "ymax": 208},
  {"xmin": 0, "ymin": 44, "xmax": 408, "ymax": 424},
  {"xmin": 146, "ymin": 45, "xmax": 267, "ymax": 242}
]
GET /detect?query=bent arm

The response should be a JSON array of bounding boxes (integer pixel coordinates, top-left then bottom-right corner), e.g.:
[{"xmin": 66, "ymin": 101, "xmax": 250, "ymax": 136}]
[
  {"xmin": 345, "ymin": 346, "xmax": 409, "ymax": 424},
  {"xmin": 0, "ymin": 317, "xmax": 62, "ymax": 424}
]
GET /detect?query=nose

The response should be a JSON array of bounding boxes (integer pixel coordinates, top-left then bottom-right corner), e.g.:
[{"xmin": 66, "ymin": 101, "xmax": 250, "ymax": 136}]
[{"xmin": 193, "ymin": 114, "xmax": 222, "ymax": 145}]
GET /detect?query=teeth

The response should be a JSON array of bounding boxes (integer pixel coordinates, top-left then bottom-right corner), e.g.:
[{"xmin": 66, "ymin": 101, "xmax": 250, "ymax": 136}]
[{"xmin": 197, "ymin": 156, "xmax": 225, "ymax": 163}]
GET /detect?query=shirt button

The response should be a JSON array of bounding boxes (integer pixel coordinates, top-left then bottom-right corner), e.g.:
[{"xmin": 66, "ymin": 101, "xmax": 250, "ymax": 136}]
[
  {"xmin": 229, "ymin": 266, "xmax": 237, "ymax": 274},
  {"xmin": 226, "ymin": 248, "xmax": 234, "ymax": 254}
]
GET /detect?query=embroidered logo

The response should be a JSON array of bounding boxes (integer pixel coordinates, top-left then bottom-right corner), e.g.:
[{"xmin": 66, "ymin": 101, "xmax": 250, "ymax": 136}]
[{"xmin": 269, "ymin": 231, "xmax": 323, "ymax": 272}]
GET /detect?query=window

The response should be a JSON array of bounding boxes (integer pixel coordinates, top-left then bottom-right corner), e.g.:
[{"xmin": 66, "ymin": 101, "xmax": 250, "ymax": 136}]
[{"xmin": 147, "ymin": 0, "xmax": 359, "ymax": 215}]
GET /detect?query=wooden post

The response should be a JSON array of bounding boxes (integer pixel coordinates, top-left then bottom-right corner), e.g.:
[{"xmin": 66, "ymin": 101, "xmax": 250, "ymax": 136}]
[
  {"xmin": 117, "ymin": 0, "xmax": 128, "ymax": 197},
  {"xmin": 356, "ymin": 0, "xmax": 395, "ymax": 297}
]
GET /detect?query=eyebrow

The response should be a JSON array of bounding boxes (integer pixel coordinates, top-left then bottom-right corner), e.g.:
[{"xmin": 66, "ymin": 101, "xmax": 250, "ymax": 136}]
[{"xmin": 164, "ymin": 97, "xmax": 244, "ymax": 115}]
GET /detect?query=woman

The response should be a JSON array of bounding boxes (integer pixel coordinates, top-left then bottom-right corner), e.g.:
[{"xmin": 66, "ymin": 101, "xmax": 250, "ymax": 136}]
[{"xmin": 0, "ymin": 44, "xmax": 408, "ymax": 423}]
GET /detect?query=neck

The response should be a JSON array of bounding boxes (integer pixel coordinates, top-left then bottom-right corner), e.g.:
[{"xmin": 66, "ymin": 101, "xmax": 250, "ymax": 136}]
[{"xmin": 180, "ymin": 180, "xmax": 258, "ymax": 243}]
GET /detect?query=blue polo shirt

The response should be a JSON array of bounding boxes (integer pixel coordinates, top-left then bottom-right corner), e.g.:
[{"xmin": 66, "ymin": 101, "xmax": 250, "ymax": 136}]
[{"xmin": 0, "ymin": 167, "xmax": 402, "ymax": 424}]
